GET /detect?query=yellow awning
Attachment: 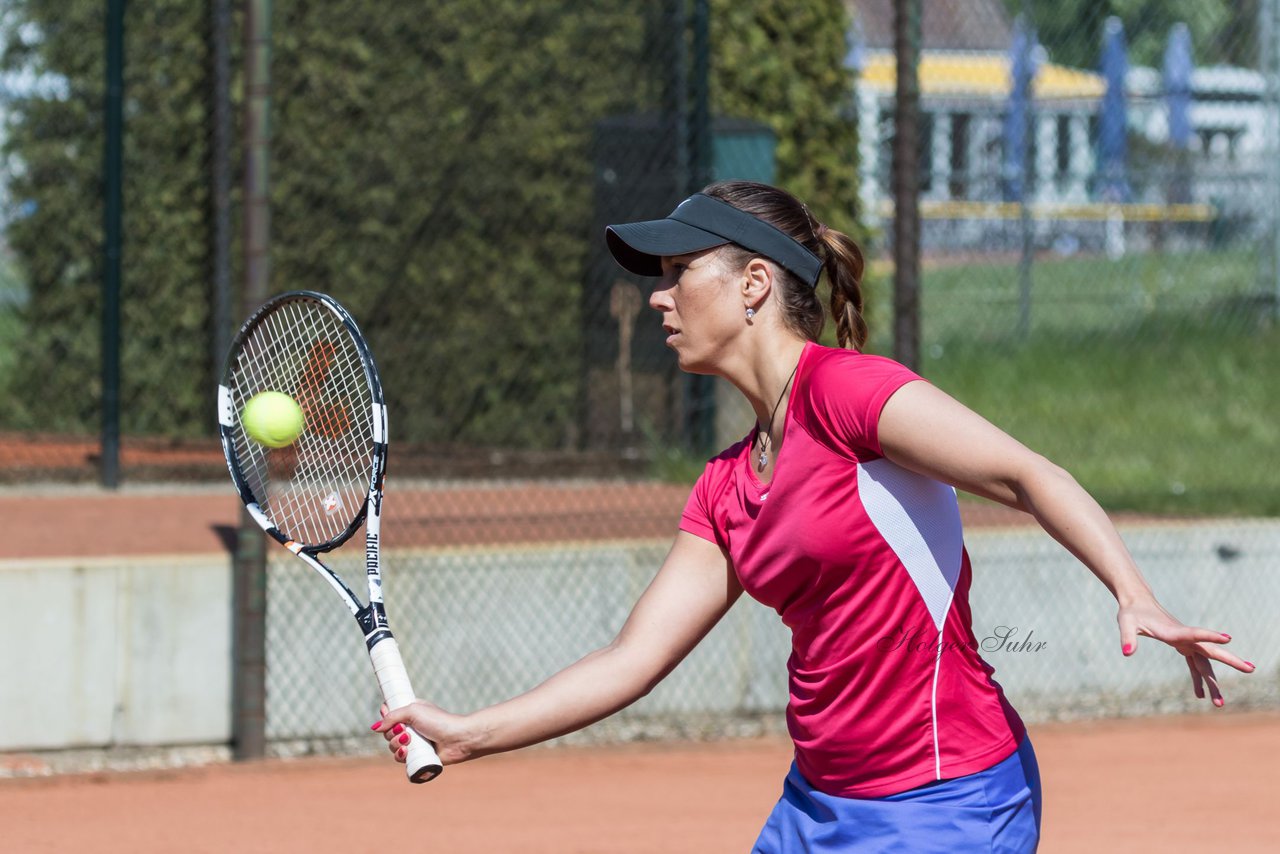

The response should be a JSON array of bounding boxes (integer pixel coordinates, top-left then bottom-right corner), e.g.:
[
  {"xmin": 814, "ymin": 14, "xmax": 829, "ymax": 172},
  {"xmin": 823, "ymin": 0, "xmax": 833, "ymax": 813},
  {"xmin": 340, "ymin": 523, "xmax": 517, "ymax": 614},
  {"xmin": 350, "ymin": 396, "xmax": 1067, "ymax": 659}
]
[
  {"xmin": 873, "ymin": 199, "xmax": 1215, "ymax": 223},
  {"xmin": 861, "ymin": 51, "xmax": 1105, "ymax": 100}
]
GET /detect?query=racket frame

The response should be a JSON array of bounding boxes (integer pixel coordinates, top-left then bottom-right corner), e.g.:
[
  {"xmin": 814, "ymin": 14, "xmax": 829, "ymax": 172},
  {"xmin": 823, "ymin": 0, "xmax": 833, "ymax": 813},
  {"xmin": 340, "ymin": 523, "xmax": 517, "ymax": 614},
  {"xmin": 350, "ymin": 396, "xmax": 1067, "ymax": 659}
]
[{"xmin": 218, "ymin": 290, "xmax": 442, "ymax": 783}]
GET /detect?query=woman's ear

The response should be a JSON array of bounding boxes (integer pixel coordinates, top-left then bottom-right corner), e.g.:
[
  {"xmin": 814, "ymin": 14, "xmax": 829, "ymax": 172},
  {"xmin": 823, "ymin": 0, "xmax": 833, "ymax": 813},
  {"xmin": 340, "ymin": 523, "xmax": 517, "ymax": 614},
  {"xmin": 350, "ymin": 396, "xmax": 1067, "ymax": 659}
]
[{"xmin": 742, "ymin": 256, "xmax": 774, "ymax": 309}]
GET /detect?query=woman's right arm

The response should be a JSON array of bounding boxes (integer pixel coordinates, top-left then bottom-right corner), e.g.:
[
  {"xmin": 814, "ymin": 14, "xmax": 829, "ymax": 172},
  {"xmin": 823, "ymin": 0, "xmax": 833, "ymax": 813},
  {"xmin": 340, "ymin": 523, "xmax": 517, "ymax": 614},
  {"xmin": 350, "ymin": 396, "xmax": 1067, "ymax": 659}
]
[{"xmin": 374, "ymin": 530, "xmax": 742, "ymax": 766}]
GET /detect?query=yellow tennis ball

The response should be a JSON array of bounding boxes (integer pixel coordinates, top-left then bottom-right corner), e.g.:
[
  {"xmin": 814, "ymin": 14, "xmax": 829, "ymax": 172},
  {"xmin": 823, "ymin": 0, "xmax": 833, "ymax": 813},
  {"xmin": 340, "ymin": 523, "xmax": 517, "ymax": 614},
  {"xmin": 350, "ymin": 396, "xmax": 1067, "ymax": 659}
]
[{"xmin": 241, "ymin": 391, "xmax": 306, "ymax": 448}]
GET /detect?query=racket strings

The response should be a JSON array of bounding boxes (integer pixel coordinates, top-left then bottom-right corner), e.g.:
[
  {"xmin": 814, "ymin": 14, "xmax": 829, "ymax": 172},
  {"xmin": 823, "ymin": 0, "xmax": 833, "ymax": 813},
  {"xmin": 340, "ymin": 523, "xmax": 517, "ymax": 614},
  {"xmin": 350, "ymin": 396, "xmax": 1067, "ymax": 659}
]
[{"xmin": 229, "ymin": 297, "xmax": 376, "ymax": 547}]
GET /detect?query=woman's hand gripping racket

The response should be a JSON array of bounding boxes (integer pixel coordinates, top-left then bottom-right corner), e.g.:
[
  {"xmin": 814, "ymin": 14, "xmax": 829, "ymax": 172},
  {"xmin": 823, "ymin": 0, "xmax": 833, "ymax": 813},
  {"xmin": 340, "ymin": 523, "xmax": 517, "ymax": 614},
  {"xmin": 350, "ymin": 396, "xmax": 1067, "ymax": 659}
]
[{"xmin": 217, "ymin": 290, "xmax": 442, "ymax": 783}]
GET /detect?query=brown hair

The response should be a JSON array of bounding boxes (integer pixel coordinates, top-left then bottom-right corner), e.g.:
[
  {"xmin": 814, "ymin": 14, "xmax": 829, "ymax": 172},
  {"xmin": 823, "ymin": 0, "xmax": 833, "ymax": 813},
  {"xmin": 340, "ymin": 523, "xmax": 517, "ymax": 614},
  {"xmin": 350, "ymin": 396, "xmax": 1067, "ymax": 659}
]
[{"xmin": 703, "ymin": 180, "xmax": 867, "ymax": 350}]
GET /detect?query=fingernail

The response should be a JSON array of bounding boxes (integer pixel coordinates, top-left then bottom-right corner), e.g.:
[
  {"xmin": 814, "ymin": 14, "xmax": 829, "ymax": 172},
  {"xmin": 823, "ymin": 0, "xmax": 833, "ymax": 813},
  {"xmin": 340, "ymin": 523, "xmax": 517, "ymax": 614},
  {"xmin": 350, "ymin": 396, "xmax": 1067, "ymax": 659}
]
[
  {"xmin": 398, "ymin": 733, "xmax": 410, "ymax": 745},
  {"xmin": 1245, "ymin": 661, "xmax": 1255, "ymax": 669},
  {"xmin": 1221, "ymin": 633, "xmax": 1232, "ymax": 641},
  {"xmin": 1122, "ymin": 643, "xmax": 1133, "ymax": 655},
  {"xmin": 392, "ymin": 724, "xmax": 404, "ymax": 736},
  {"xmin": 1213, "ymin": 698, "xmax": 1224, "ymax": 707},
  {"xmin": 370, "ymin": 721, "xmax": 382, "ymax": 731}
]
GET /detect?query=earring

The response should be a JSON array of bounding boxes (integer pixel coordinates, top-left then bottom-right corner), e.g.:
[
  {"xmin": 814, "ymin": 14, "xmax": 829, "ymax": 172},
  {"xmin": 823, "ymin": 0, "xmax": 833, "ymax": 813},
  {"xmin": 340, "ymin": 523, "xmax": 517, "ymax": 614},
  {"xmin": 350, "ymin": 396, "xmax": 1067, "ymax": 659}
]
[{"xmin": 745, "ymin": 308, "xmax": 756, "ymax": 320}]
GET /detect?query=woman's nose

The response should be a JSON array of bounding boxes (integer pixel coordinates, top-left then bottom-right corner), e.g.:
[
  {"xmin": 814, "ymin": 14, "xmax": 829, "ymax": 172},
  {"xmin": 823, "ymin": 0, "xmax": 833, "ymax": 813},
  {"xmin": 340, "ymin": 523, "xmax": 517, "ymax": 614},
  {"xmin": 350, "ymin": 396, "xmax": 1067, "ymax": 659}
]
[{"xmin": 649, "ymin": 283, "xmax": 672, "ymax": 311}]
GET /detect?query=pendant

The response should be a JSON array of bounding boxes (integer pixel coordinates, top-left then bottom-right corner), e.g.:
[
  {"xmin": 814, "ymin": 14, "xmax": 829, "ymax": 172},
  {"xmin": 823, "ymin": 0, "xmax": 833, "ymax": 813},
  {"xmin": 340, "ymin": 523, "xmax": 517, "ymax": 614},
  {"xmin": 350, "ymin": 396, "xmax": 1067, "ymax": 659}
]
[{"xmin": 757, "ymin": 449, "xmax": 768, "ymax": 471}]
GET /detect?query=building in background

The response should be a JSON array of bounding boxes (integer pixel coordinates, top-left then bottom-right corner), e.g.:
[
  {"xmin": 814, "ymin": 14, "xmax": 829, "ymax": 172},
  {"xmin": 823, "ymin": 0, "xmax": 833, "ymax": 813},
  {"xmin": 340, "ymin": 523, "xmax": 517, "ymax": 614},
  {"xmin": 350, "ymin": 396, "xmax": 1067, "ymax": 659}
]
[
  {"xmin": 848, "ymin": 0, "xmax": 1103, "ymax": 216},
  {"xmin": 1128, "ymin": 65, "xmax": 1267, "ymax": 163},
  {"xmin": 1127, "ymin": 63, "xmax": 1270, "ymax": 216},
  {"xmin": 845, "ymin": 0, "xmax": 1273, "ymax": 254}
]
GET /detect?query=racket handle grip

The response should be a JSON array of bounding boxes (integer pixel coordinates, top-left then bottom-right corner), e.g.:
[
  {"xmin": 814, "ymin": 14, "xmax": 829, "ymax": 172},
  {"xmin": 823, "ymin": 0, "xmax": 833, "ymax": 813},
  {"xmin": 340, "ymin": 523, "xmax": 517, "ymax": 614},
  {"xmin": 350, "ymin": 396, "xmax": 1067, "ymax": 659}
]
[{"xmin": 368, "ymin": 636, "xmax": 443, "ymax": 783}]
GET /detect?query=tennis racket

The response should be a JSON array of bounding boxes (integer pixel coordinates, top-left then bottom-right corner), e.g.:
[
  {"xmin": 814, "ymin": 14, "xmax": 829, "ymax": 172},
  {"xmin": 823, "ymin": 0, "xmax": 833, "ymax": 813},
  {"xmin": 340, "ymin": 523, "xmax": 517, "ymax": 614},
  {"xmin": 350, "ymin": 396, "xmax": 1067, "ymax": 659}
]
[{"xmin": 217, "ymin": 290, "xmax": 442, "ymax": 783}]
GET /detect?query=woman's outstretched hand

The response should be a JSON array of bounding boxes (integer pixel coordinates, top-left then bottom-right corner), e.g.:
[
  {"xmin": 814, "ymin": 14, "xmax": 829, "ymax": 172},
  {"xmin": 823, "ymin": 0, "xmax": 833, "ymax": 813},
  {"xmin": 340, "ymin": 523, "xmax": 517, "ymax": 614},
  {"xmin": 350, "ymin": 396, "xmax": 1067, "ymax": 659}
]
[
  {"xmin": 1117, "ymin": 595, "xmax": 1256, "ymax": 706},
  {"xmin": 372, "ymin": 701, "xmax": 477, "ymax": 767}
]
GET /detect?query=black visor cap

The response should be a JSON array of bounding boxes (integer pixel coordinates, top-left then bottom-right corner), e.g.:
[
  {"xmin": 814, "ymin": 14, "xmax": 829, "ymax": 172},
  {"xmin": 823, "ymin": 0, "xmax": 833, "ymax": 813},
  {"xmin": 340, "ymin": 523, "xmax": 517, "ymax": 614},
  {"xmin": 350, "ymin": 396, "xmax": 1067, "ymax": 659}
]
[{"xmin": 605, "ymin": 193, "xmax": 823, "ymax": 287}]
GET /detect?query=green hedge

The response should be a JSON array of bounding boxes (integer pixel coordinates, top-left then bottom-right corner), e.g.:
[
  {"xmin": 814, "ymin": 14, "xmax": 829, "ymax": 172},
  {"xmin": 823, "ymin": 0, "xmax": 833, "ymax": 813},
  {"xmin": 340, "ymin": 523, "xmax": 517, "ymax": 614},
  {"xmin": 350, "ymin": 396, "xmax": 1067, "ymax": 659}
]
[
  {"xmin": 2, "ymin": 0, "xmax": 213, "ymax": 435},
  {"xmin": 1, "ymin": 0, "xmax": 860, "ymax": 447}
]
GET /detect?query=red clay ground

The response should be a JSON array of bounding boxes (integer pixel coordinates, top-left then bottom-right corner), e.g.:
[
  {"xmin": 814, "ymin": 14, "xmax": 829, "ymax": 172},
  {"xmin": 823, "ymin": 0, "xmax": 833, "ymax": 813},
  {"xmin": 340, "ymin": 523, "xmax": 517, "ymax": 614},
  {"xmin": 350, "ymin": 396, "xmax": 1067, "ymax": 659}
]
[
  {"xmin": 0, "ymin": 483, "xmax": 1052, "ymax": 561},
  {"xmin": 1, "ymin": 711, "xmax": 1276, "ymax": 853},
  {"xmin": 4, "ymin": 445, "xmax": 1263, "ymax": 852}
]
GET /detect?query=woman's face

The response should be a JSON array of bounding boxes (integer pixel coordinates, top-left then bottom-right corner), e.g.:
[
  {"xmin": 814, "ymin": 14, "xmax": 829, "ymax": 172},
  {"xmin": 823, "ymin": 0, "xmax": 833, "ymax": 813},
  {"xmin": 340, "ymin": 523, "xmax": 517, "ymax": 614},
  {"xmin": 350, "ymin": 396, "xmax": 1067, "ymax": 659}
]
[{"xmin": 650, "ymin": 247, "xmax": 742, "ymax": 374}]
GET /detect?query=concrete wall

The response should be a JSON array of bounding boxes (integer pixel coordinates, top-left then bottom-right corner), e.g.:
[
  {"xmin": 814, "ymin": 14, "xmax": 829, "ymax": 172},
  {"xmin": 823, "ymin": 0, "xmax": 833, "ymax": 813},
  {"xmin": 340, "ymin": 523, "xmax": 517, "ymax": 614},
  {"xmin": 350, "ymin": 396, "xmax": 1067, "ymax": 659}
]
[
  {"xmin": 0, "ymin": 555, "xmax": 231, "ymax": 751},
  {"xmin": 3, "ymin": 520, "xmax": 1276, "ymax": 753},
  {"xmin": 966, "ymin": 520, "xmax": 1278, "ymax": 717}
]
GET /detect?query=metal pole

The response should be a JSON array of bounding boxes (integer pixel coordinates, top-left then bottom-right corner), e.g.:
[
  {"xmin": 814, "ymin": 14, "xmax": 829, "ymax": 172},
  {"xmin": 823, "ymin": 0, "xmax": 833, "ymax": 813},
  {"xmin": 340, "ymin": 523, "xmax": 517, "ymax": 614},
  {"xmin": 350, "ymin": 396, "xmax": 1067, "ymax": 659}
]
[
  {"xmin": 212, "ymin": 0, "xmax": 233, "ymax": 376},
  {"xmin": 892, "ymin": 0, "xmax": 922, "ymax": 370},
  {"xmin": 669, "ymin": 0, "xmax": 690, "ymax": 198},
  {"xmin": 1266, "ymin": 0, "xmax": 1280, "ymax": 321},
  {"xmin": 667, "ymin": 0, "xmax": 702, "ymax": 450},
  {"xmin": 232, "ymin": 0, "xmax": 272, "ymax": 763},
  {"xmin": 1018, "ymin": 91, "xmax": 1035, "ymax": 339},
  {"xmin": 1015, "ymin": 0, "xmax": 1034, "ymax": 340},
  {"xmin": 690, "ymin": 0, "xmax": 712, "ymax": 191},
  {"xmin": 688, "ymin": 0, "xmax": 714, "ymax": 452},
  {"xmin": 101, "ymin": 0, "xmax": 125, "ymax": 488},
  {"xmin": 244, "ymin": 0, "xmax": 273, "ymax": 315}
]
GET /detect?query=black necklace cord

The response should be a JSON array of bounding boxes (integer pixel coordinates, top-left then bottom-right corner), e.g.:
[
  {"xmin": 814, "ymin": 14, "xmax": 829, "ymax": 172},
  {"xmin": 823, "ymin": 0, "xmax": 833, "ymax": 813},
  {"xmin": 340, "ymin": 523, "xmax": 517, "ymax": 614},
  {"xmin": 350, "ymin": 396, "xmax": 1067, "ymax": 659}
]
[{"xmin": 754, "ymin": 361, "xmax": 800, "ymax": 471}]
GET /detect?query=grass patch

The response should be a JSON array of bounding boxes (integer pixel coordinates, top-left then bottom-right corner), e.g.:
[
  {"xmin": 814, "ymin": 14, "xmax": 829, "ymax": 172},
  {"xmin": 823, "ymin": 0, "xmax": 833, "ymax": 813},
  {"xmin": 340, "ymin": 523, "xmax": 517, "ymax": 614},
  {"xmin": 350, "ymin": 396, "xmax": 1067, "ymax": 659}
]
[
  {"xmin": 916, "ymin": 248, "xmax": 1263, "ymax": 343},
  {"xmin": 864, "ymin": 248, "xmax": 1264, "ymax": 347},
  {"xmin": 866, "ymin": 249, "xmax": 1276, "ymax": 517},
  {"xmin": 924, "ymin": 310, "xmax": 1278, "ymax": 517}
]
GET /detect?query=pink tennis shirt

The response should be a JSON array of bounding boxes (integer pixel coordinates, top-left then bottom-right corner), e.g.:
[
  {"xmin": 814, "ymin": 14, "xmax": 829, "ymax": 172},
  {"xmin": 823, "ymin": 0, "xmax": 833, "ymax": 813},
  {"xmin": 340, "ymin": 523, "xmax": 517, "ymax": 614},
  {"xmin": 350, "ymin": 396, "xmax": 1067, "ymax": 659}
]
[{"xmin": 680, "ymin": 341, "xmax": 1026, "ymax": 798}]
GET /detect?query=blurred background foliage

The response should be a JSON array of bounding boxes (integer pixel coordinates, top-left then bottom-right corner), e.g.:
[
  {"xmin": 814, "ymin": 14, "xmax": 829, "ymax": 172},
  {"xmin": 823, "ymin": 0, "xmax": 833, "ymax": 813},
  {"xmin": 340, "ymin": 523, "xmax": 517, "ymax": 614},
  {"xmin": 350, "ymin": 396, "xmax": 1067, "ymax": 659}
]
[
  {"xmin": 1001, "ymin": 0, "xmax": 1260, "ymax": 68},
  {"xmin": 0, "ymin": 0, "xmax": 857, "ymax": 448}
]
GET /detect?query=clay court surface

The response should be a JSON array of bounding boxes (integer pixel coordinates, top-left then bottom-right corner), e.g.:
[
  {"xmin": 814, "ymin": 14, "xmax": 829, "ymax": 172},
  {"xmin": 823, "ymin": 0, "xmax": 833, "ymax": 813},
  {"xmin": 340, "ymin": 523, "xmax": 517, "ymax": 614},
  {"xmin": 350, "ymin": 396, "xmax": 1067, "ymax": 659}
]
[
  {"xmin": 2, "ymin": 430, "xmax": 1182, "ymax": 561},
  {"xmin": 3, "ymin": 453, "xmax": 1271, "ymax": 851},
  {"xmin": 0, "ymin": 479, "xmax": 1063, "ymax": 561},
  {"xmin": 0, "ymin": 711, "xmax": 1276, "ymax": 852}
]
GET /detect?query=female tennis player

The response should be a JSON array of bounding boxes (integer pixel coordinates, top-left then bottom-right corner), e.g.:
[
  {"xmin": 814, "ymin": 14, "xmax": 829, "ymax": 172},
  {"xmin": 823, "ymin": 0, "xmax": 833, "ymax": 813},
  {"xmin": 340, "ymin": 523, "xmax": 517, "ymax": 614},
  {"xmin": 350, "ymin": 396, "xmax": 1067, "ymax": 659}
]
[{"xmin": 374, "ymin": 181, "xmax": 1254, "ymax": 851}]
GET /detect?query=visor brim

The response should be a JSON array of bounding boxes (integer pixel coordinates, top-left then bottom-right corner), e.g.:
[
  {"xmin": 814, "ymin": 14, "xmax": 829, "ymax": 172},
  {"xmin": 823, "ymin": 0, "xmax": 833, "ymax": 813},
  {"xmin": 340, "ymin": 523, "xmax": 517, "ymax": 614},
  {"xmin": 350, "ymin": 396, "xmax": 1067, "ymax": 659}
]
[{"xmin": 605, "ymin": 220, "xmax": 730, "ymax": 277}]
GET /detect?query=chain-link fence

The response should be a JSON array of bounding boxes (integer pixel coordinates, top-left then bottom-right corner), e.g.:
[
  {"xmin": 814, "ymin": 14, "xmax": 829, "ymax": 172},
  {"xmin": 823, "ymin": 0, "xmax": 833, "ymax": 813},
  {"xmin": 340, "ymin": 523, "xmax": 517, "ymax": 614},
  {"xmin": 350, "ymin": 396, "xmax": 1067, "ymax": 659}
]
[
  {"xmin": 852, "ymin": 0, "xmax": 1278, "ymax": 520},
  {"xmin": 849, "ymin": 0, "xmax": 1278, "ymax": 719},
  {"xmin": 1, "ymin": 0, "xmax": 1276, "ymax": 760}
]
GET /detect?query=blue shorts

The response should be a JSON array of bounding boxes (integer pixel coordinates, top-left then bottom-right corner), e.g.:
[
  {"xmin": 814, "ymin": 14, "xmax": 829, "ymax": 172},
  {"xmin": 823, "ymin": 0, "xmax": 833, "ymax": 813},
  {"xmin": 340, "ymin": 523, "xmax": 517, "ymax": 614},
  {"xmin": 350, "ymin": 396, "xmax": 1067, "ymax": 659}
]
[{"xmin": 752, "ymin": 737, "xmax": 1042, "ymax": 853}]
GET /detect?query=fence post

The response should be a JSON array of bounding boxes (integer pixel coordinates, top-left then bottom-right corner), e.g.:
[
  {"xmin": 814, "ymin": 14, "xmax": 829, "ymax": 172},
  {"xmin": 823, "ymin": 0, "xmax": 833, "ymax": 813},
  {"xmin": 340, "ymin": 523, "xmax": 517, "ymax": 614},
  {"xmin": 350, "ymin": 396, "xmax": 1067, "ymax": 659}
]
[
  {"xmin": 892, "ymin": 0, "xmax": 922, "ymax": 371},
  {"xmin": 101, "ymin": 0, "xmax": 124, "ymax": 489},
  {"xmin": 232, "ymin": 0, "xmax": 273, "ymax": 762},
  {"xmin": 1017, "ymin": 22, "xmax": 1035, "ymax": 341},
  {"xmin": 231, "ymin": 510, "xmax": 268, "ymax": 760},
  {"xmin": 687, "ymin": 0, "xmax": 715, "ymax": 452},
  {"xmin": 212, "ymin": 0, "xmax": 234, "ymax": 380},
  {"xmin": 1264, "ymin": 0, "xmax": 1280, "ymax": 321}
]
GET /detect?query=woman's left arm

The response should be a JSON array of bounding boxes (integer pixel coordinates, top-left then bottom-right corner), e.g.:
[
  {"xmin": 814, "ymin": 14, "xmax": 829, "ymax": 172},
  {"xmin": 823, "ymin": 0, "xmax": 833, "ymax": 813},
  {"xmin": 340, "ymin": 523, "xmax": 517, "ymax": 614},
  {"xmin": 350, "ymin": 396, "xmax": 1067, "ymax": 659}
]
[{"xmin": 876, "ymin": 380, "xmax": 1256, "ymax": 706}]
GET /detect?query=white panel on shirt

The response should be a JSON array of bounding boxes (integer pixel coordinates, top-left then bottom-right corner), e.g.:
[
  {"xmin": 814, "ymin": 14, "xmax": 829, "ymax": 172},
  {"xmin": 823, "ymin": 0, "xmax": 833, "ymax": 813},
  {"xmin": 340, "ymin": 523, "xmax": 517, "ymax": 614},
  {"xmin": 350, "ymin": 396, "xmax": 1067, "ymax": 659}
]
[{"xmin": 856, "ymin": 458, "xmax": 964, "ymax": 630}]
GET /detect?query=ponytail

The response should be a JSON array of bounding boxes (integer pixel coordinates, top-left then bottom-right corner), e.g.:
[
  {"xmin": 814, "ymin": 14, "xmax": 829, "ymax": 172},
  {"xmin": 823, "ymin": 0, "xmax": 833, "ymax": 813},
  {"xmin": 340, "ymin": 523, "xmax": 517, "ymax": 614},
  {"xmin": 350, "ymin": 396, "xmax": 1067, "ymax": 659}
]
[{"xmin": 817, "ymin": 227, "xmax": 868, "ymax": 351}]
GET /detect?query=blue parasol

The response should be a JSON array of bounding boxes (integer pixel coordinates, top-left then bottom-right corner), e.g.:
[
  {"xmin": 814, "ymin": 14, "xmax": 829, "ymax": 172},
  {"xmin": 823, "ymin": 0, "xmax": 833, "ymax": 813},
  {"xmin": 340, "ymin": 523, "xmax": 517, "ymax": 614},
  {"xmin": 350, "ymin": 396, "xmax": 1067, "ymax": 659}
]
[
  {"xmin": 1163, "ymin": 22, "xmax": 1193, "ymax": 150},
  {"xmin": 1002, "ymin": 15, "xmax": 1037, "ymax": 202},
  {"xmin": 844, "ymin": 13, "xmax": 866, "ymax": 73},
  {"xmin": 1098, "ymin": 16, "xmax": 1131, "ymax": 202}
]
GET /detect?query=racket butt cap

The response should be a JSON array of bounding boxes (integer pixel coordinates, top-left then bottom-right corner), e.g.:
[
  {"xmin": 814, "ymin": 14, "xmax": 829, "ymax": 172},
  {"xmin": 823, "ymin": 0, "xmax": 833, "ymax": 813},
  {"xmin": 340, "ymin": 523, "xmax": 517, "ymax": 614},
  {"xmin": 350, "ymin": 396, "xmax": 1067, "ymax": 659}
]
[
  {"xmin": 409, "ymin": 761, "xmax": 443, "ymax": 784},
  {"xmin": 404, "ymin": 735, "xmax": 443, "ymax": 783}
]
